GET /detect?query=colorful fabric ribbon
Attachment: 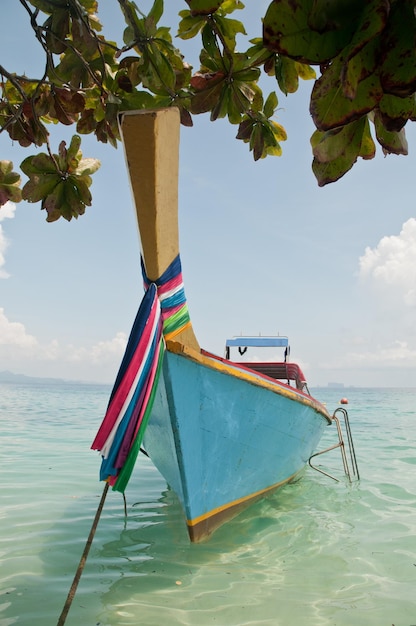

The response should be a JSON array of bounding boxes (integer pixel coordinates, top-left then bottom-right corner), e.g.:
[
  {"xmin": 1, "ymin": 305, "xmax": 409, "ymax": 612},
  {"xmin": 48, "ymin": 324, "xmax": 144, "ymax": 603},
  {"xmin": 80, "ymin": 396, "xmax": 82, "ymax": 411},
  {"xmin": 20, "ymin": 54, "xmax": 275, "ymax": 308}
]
[{"xmin": 91, "ymin": 254, "xmax": 191, "ymax": 492}]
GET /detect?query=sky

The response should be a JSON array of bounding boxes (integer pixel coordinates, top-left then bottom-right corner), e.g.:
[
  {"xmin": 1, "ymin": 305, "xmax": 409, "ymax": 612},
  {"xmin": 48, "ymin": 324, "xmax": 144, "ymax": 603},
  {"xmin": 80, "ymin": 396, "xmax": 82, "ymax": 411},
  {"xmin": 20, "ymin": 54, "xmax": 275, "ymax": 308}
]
[{"xmin": 1, "ymin": 1, "xmax": 416, "ymax": 388}]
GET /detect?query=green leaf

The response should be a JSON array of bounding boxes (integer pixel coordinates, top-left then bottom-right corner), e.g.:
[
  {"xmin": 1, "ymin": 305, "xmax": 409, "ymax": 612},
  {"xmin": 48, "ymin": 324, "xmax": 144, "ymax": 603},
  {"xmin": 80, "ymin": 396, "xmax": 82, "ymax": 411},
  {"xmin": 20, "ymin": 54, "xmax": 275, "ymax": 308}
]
[
  {"xmin": 220, "ymin": 0, "xmax": 245, "ymax": 15},
  {"xmin": 240, "ymin": 117, "xmax": 285, "ymax": 161},
  {"xmin": 211, "ymin": 84, "xmax": 229, "ymax": 120},
  {"xmin": 66, "ymin": 135, "xmax": 82, "ymax": 166},
  {"xmin": 312, "ymin": 116, "xmax": 365, "ymax": 162},
  {"xmin": 61, "ymin": 181, "xmax": 83, "ymax": 220},
  {"xmin": 251, "ymin": 124, "xmax": 266, "ymax": 161},
  {"xmin": 0, "ymin": 160, "xmax": 22, "ymax": 205},
  {"xmin": 261, "ymin": 122, "xmax": 278, "ymax": 148},
  {"xmin": 341, "ymin": 0, "xmax": 388, "ymax": 64},
  {"xmin": 233, "ymin": 67, "xmax": 261, "ymax": 82},
  {"xmin": 359, "ymin": 117, "xmax": 376, "ymax": 160},
  {"xmin": 185, "ymin": 0, "xmax": 224, "ymax": 16},
  {"xmin": 155, "ymin": 26, "xmax": 173, "ymax": 45},
  {"xmin": 310, "ymin": 54, "xmax": 383, "ymax": 131},
  {"xmin": 71, "ymin": 15, "xmax": 99, "ymax": 57},
  {"xmin": 249, "ymin": 84, "xmax": 264, "ymax": 113},
  {"xmin": 295, "ymin": 62, "xmax": 316, "ymax": 81},
  {"xmin": 263, "ymin": 0, "xmax": 363, "ymax": 64},
  {"xmin": 44, "ymin": 10, "xmax": 70, "ymax": 55},
  {"xmin": 275, "ymin": 56, "xmax": 299, "ymax": 95},
  {"xmin": 373, "ymin": 112, "xmax": 409, "ymax": 156},
  {"xmin": 148, "ymin": 0, "xmax": 164, "ymax": 25},
  {"xmin": 20, "ymin": 153, "xmax": 57, "ymax": 176},
  {"xmin": 22, "ymin": 173, "xmax": 61, "ymax": 203},
  {"xmin": 41, "ymin": 175, "xmax": 94, "ymax": 223},
  {"xmin": 341, "ymin": 37, "xmax": 379, "ymax": 100},
  {"xmin": 234, "ymin": 80, "xmax": 256, "ymax": 107},
  {"xmin": 120, "ymin": 90, "xmax": 158, "ymax": 111},
  {"xmin": 53, "ymin": 46, "xmax": 112, "ymax": 90},
  {"xmin": 379, "ymin": 0, "xmax": 416, "ymax": 97},
  {"xmin": 71, "ymin": 175, "xmax": 92, "ymax": 206},
  {"xmin": 28, "ymin": 0, "xmax": 57, "ymax": 14},
  {"xmin": 311, "ymin": 116, "xmax": 375, "ymax": 185},
  {"xmin": 0, "ymin": 185, "xmax": 21, "ymax": 205},
  {"xmin": 177, "ymin": 13, "xmax": 206, "ymax": 39},
  {"xmin": 214, "ymin": 16, "xmax": 245, "ymax": 50},
  {"xmin": 312, "ymin": 152, "xmax": 354, "ymax": 186},
  {"xmin": 145, "ymin": 44, "xmax": 176, "ymax": 93},
  {"xmin": 42, "ymin": 180, "xmax": 66, "ymax": 222},
  {"xmin": 270, "ymin": 120, "xmax": 287, "ymax": 142},
  {"xmin": 377, "ymin": 93, "xmax": 416, "ymax": 132},
  {"xmin": 228, "ymin": 86, "xmax": 246, "ymax": 123},
  {"xmin": 265, "ymin": 143, "xmax": 282, "ymax": 157},
  {"xmin": 264, "ymin": 91, "xmax": 278, "ymax": 119},
  {"xmin": 202, "ymin": 23, "xmax": 218, "ymax": 57},
  {"xmin": 246, "ymin": 40, "xmax": 275, "ymax": 68}
]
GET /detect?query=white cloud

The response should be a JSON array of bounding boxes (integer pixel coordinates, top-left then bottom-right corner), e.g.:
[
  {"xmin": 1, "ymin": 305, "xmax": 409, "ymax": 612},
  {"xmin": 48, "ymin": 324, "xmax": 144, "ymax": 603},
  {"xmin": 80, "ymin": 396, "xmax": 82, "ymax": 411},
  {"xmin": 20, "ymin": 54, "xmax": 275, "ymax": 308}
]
[
  {"xmin": 0, "ymin": 307, "xmax": 38, "ymax": 348},
  {"xmin": 319, "ymin": 340, "xmax": 416, "ymax": 375},
  {"xmin": 359, "ymin": 218, "xmax": 416, "ymax": 307},
  {"xmin": 0, "ymin": 307, "xmax": 127, "ymax": 380},
  {"xmin": 0, "ymin": 201, "xmax": 16, "ymax": 221},
  {"xmin": 64, "ymin": 332, "xmax": 128, "ymax": 364},
  {"xmin": 90, "ymin": 332, "xmax": 128, "ymax": 361},
  {"xmin": 345, "ymin": 340, "xmax": 416, "ymax": 368},
  {"xmin": 0, "ymin": 201, "xmax": 16, "ymax": 279}
]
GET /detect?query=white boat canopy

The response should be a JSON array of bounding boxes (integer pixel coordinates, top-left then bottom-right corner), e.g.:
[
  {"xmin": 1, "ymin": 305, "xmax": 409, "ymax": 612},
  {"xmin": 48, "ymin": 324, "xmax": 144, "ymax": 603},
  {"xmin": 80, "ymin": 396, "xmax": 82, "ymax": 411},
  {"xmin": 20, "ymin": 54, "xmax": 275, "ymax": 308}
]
[{"xmin": 225, "ymin": 336, "xmax": 289, "ymax": 348}]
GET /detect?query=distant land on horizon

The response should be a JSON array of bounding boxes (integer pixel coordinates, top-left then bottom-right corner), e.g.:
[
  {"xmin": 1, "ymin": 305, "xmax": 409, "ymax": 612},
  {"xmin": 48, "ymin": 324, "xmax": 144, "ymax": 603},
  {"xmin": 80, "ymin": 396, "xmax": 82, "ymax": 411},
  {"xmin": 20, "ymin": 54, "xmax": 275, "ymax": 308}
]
[
  {"xmin": 0, "ymin": 370, "xmax": 106, "ymax": 386},
  {"xmin": 0, "ymin": 369, "xmax": 360, "ymax": 389},
  {"xmin": 1, "ymin": 370, "xmax": 411, "ymax": 389}
]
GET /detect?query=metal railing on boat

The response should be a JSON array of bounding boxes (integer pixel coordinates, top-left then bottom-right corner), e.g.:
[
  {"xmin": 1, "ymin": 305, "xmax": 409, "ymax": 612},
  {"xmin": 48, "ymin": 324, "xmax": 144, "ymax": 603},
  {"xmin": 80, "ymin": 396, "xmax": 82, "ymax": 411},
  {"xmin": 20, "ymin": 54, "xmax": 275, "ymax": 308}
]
[{"xmin": 308, "ymin": 407, "xmax": 360, "ymax": 482}]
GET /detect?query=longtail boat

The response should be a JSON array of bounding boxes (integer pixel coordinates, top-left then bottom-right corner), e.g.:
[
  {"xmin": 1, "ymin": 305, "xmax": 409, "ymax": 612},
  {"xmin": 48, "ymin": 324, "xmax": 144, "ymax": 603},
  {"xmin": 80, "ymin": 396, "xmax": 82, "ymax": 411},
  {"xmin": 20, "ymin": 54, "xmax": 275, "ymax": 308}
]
[{"xmin": 92, "ymin": 109, "xmax": 334, "ymax": 542}]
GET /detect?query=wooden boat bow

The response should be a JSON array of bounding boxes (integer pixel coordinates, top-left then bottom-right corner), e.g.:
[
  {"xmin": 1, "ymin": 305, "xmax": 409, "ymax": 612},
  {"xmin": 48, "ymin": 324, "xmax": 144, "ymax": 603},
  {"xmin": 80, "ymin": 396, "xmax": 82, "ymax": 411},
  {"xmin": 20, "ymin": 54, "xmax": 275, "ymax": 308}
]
[{"xmin": 91, "ymin": 109, "xmax": 343, "ymax": 544}]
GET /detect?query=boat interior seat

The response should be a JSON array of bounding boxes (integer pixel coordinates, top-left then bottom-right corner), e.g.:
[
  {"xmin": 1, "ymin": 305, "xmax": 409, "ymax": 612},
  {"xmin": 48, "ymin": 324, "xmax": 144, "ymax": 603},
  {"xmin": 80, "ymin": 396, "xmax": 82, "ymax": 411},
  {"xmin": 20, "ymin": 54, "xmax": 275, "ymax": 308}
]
[{"xmin": 240, "ymin": 362, "xmax": 307, "ymax": 391}]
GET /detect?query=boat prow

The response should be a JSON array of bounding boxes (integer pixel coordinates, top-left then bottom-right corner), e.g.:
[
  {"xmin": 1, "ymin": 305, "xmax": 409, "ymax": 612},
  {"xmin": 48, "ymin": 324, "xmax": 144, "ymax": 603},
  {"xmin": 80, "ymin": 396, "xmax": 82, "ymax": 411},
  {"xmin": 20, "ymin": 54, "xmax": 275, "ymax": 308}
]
[{"xmin": 92, "ymin": 109, "xmax": 333, "ymax": 542}]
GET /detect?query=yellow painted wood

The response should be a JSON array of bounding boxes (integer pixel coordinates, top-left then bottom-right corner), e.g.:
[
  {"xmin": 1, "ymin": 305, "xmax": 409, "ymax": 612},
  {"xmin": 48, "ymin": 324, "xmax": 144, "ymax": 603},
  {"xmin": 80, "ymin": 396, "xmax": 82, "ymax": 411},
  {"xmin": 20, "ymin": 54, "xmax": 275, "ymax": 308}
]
[{"xmin": 120, "ymin": 109, "xmax": 200, "ymax": 351}]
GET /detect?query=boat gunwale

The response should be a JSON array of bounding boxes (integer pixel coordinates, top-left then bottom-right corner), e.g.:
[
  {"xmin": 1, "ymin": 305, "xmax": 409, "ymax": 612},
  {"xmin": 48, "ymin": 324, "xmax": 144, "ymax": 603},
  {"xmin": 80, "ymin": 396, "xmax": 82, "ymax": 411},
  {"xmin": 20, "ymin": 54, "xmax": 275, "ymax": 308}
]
[{"xmin": 165, "ymin": 339, "xmax": 332, "ymax": 424}]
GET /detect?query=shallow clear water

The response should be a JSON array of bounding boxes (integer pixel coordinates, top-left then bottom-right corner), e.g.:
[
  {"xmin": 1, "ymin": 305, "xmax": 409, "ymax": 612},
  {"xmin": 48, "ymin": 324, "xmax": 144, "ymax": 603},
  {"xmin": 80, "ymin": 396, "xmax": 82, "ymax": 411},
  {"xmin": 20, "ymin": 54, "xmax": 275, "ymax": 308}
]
[{"xmin": 1, "ymin": 383, "xmax": 415, "ymax": 626}]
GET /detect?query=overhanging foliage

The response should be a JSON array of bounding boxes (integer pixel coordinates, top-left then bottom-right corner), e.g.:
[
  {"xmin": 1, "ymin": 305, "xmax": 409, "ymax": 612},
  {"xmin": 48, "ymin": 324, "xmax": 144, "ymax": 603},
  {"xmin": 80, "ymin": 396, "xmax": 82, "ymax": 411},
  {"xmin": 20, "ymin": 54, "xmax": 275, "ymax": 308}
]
[{"xmin": 1, "ymin": 0, "xmax": 415, "ymax": 220}]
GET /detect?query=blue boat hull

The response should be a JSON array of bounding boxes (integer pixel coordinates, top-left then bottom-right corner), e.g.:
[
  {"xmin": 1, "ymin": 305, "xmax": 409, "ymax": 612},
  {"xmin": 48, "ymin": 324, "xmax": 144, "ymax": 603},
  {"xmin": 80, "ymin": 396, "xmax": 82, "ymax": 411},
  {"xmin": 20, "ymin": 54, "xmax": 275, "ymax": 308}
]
[{"xmin": 143, "ymin": 342, "xmax": 331, "ymax": 541}]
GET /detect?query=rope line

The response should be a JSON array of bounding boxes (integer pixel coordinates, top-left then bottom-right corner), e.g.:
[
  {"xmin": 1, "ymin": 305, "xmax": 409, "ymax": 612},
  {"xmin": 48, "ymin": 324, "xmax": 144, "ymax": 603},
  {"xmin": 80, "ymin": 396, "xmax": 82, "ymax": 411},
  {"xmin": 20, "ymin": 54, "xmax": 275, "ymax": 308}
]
[{"xmin": 56, "ymin": 482, "xmax": 109, "ymax": 626}]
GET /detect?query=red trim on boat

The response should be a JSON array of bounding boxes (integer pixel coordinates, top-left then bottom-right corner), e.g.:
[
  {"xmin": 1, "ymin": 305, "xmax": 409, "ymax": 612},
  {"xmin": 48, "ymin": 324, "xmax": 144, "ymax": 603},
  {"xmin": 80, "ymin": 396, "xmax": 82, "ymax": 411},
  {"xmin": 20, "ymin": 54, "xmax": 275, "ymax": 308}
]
[{"xmin": 201, "ymin": 350, "xmax": 307, "ymax": 392}]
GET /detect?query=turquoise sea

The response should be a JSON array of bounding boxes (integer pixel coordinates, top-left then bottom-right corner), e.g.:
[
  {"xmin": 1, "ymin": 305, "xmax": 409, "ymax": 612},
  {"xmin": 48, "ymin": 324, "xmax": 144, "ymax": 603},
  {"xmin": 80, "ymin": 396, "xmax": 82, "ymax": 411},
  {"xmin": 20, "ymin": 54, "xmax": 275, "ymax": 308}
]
[{"xmin": 1, "ymin": 382, "xmax": 415, "ymax": 626}]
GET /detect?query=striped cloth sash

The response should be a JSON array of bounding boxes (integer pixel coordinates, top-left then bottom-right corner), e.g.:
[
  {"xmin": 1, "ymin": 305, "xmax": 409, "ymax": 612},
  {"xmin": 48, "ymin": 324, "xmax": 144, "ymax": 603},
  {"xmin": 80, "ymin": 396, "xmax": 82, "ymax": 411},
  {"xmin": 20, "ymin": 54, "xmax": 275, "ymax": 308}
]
[{"xmin": 91, "ymin": 254, "xmax": 191, "ymax": 492}]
